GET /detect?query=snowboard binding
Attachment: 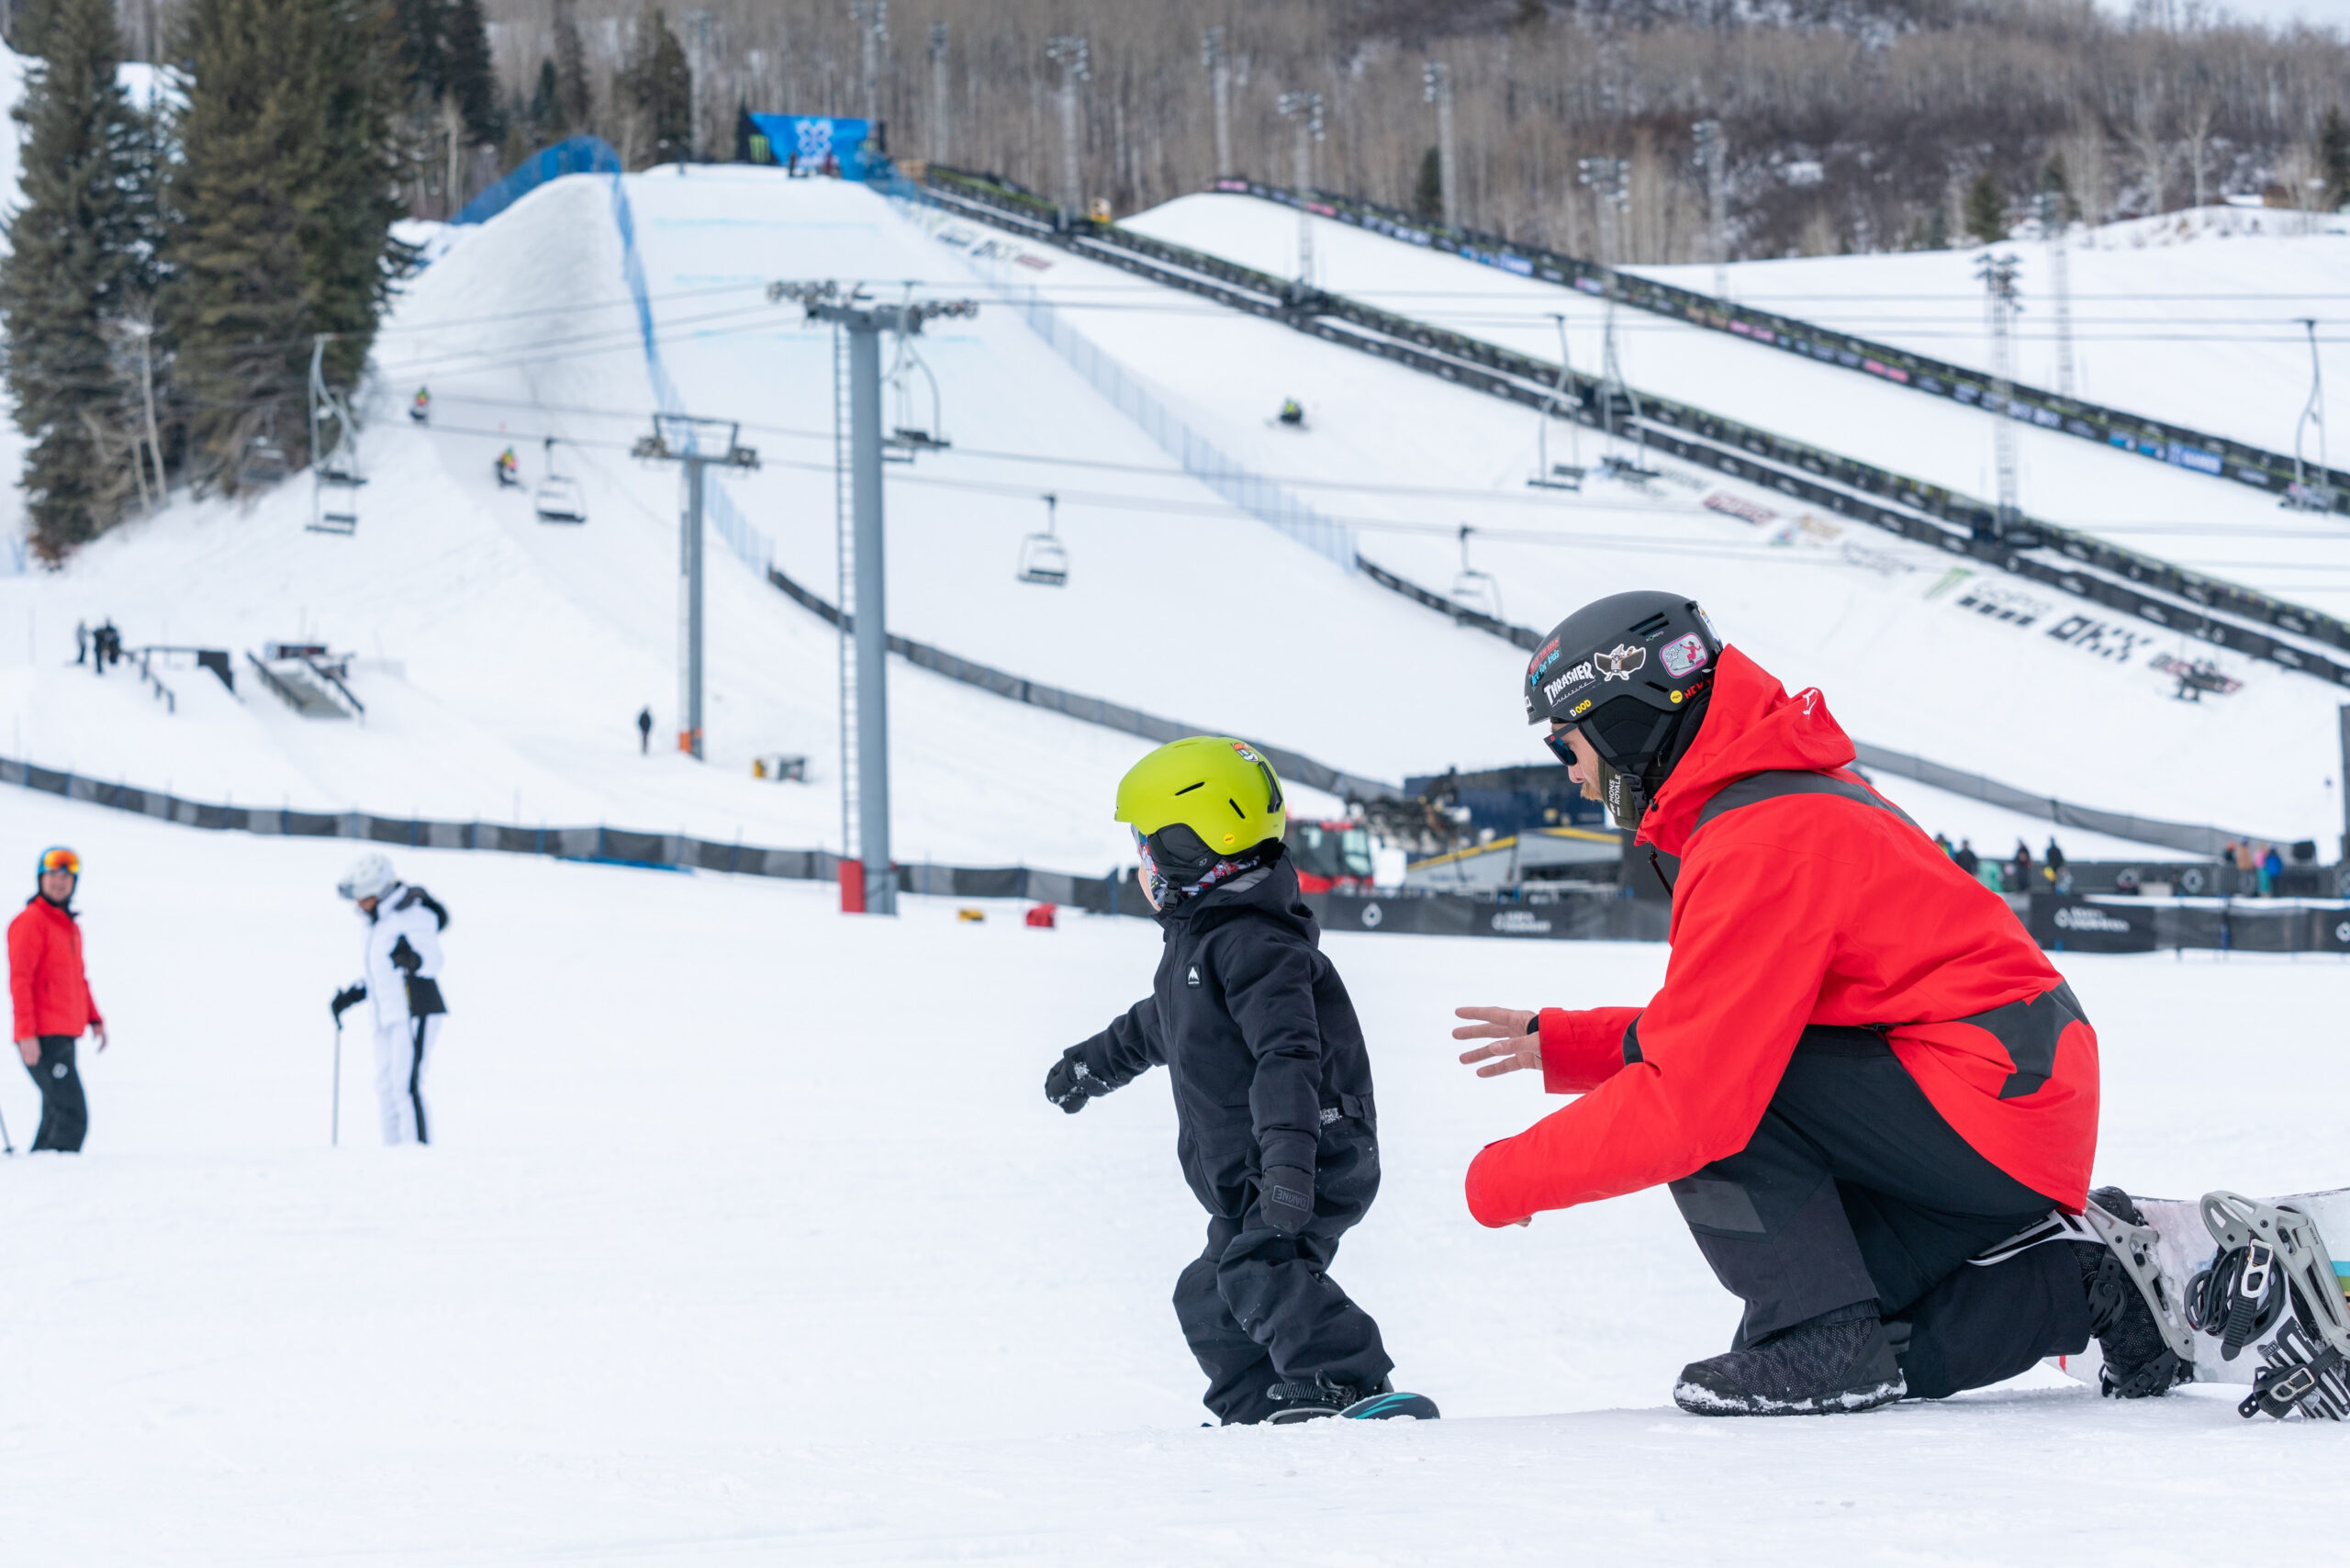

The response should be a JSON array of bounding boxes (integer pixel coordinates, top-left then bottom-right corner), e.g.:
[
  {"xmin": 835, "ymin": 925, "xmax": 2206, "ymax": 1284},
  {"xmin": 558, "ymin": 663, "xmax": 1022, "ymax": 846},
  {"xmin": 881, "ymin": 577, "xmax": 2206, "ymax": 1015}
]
[{"xmin": 2192, "ymin": 1193, "xmax": 2350, "ymax": 1422}]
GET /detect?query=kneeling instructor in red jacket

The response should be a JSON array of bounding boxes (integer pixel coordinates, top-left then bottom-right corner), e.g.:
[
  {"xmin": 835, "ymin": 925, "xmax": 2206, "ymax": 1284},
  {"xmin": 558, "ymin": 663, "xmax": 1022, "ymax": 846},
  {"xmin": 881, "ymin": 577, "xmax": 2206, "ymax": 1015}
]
[
  {"xmin": 10, "ymin": 846, "xmax": 106, "ymax": 1152},
  {"xmin": 1455, "ymin": 592, "xmax": 2181, "ymax": 1415}
]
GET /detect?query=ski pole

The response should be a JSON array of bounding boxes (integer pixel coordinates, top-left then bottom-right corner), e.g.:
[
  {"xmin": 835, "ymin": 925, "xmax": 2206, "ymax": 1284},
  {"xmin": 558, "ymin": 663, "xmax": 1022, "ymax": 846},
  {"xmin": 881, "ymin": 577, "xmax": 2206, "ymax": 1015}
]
[
  {"xmin": 330, "ymin": 1019, "xmax": 341, "ymax": 1148},
  {"xmin": 0, "ymin": 1097, "xmax": 13, "ymax": 1156}
]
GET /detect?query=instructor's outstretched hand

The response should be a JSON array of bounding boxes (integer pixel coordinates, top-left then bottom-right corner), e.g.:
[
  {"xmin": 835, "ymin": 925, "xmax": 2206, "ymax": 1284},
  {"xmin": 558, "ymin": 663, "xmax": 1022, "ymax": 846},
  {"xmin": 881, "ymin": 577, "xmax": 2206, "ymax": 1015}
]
[{"xmin": 1452, "ymin": 1006, "xmax": 1541, "ymax": 1078}]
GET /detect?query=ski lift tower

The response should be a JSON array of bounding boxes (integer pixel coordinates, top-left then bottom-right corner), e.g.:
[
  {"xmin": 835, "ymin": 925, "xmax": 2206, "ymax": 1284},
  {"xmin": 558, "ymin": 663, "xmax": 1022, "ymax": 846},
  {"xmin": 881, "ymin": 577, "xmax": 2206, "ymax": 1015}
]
[
  {"xmin": 771, "ymin": 279, "xmax": 979, "ymax": 915},
  {"xmin": 631, "ymin": 414, "xmax": 760, "ymax": 761}
]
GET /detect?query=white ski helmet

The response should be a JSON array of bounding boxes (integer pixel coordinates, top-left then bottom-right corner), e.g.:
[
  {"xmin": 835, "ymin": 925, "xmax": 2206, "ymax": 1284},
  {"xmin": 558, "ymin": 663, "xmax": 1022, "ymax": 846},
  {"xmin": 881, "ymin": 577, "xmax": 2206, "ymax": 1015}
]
[{"xmin": 336, "ymin": 852, "xmax": 398, "ymax": 903}]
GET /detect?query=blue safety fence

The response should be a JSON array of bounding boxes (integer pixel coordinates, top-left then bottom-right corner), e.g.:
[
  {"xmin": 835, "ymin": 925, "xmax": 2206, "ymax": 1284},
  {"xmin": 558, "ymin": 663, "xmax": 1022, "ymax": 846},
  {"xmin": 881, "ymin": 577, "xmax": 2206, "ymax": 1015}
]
[{"xmin": 453, "ymin": 136, "xmax": 623, "ymax": 227}]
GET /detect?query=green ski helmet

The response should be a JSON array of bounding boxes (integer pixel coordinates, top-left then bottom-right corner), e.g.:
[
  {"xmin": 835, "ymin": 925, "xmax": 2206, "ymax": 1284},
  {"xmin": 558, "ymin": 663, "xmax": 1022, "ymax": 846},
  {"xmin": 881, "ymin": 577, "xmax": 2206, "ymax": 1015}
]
[{"xmin": 1115, "ymin": 736, "xmax": 1287, "ymax": 880}]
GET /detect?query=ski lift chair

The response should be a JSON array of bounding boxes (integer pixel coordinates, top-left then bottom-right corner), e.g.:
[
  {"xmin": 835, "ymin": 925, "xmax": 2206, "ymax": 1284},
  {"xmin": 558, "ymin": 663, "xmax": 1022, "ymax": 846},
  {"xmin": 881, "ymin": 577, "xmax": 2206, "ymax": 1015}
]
[
  {"xmin": 1528, "ymin": 313, "xmax": 1586, "ymax": 491},
  {"xmin": 1017, "ymin": 493, "xmax": 1069, "ymax": 587},
  {"xmin": 1451, "ymin": 524, "xmax": 1503, "ymax": 620},
  {"xmin": 534, "ymin": 437, "xmax": 588, "ymax": 524},
  {"xmin": 240, "ymin": 435, "xmax": 289, "ymax": 488},
  {"xmin": 308, "ymin": 471, "xmax": 361, "ymax": 535}
]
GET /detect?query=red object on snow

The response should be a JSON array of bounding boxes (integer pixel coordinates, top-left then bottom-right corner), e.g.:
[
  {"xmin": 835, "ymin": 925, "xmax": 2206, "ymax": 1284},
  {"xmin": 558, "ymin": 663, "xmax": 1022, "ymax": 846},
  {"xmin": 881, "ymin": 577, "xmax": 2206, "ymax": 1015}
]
[
  {"xmin": 1024, "ymin": 903, "xmax": 1058, "ymax": 928},
  {"xmin": 838, "ymin": 859, "xmax": 866, "ymax": 914},
  {"xmin": 8, "ymin": 895, "xmax": 102, "ymax": 1041},
  {"xmin": 1464, "ymin": 645, "xmax": 2097, "ymax": 1228}
]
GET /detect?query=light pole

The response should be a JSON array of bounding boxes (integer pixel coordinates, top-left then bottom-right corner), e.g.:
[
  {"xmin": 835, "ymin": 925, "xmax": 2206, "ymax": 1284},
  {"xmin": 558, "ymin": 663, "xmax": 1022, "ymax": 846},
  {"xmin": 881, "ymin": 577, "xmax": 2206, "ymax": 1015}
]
[
  {"xmin": 1578, "ymin": 155, "xmax": 1638, "ymax": 449},
  {"xmin": 1203, "ymin": 27, "xmax": 1232, "ymax": 178},
  {"xmin": 770, "ymin": 282, "xmax": 978, "ymax": 914},
  {"xmin": 927, "ymin": 21, "xmax": 948, "ymax": 164},
  {"xmin": 1423, "ymin": 62, "xmax": 1457, "ymax": 230},
  {"xmin": 1692, "ymin": 118, "xmax": 1727, "ymax": 297},
  {"xmin": 1046, "ymin": 35, "xmax": 1090, "ymax": 222},
  {"xmin": 1974, "ymin": 251, "xmax": 2023, "ymax": 540},
  {"xmin": 851, "ymin": 1, "xmax": 887, "ymax": 127},
  {"xmin": 2035, "ymin": 189, "xmax": 2076, "ymax": 398},
  {"xmin": 1276, "ymin": 89, "xmax": 1325, "ymax": 283},
  {"xmin": 631, "ymin": 416, "xmax": 761, "ymax": 761}
]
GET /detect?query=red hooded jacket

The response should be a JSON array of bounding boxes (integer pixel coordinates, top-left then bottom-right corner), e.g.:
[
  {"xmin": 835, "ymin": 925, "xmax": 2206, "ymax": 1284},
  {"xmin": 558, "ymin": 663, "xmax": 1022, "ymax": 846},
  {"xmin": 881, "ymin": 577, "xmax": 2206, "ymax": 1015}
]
[
  {"xmin": 9, "ymin": 895, "xmax": 102, "ymax": 1041},
  {"xmin": 1463, "ymin": 646, "xmax": 2097, "ymax": 1227}
]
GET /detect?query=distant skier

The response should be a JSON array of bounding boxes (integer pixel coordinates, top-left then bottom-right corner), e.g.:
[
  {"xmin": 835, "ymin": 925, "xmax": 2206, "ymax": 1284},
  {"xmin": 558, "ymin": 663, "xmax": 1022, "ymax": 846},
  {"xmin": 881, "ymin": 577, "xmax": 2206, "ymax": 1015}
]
[
  {"xmin": 409, "ymin": 387, "xmax": 431, "ymax": 424},
  {"xmin": 494, "ymin": 447, "xmax": 520, "ymax": 487},
  {"xmin": 73, "ymin": 620, "xmax": 87, "ymax": 666},
  {"xmin": 636, "ymin": 706, "xmax": 653, "ymax": 755},
  {"xmin": 9, "ymin": 846, "xmax": 106, "ymax": 1152},
  {"xmin": 1457, "ymin": 591, "xmax": 2180, "ymax": 1416},
  {"xmin": 1276, "ymin": 398, "xmax": 1305, "ymax": 428},
  {"xmin": 1045, "ymin": 737, "xmax": 1438, "ymax": 1426},
  {"xmin": 330, "ymin": 854, "xmax": 448, "ymax": 1146}
]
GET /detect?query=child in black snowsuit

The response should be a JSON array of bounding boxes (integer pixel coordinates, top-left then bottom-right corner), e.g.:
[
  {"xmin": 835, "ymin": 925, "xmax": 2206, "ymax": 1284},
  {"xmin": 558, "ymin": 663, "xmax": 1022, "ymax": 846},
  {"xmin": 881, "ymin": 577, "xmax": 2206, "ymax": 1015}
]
[{"xmin": 1045, "ymin": 736, "xmax": 1433, "ymax": 1426}]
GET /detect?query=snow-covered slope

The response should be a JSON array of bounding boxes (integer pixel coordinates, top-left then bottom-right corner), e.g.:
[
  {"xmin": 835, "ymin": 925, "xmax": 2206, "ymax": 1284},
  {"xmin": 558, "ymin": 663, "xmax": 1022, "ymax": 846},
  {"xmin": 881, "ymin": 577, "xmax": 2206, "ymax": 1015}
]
[
  {"xmin": 1, "ymin": 785, "xmax": 2342, "ymax": 1563},
  {"xmin": 1121, "ymin": 192, "xmax": 2350, "ymax": 615},
  {"xmin": 1639, "ymin": 205, "xmax": 2348, "ymax": 455}
]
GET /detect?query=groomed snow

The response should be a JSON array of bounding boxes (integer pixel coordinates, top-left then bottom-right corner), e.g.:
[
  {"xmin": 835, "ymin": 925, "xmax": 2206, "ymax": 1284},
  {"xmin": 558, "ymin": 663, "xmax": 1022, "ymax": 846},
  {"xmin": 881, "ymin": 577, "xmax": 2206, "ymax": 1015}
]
[{"xmin": 0, "ymin": 787, "xmax": 2343, "ymax": 1564}]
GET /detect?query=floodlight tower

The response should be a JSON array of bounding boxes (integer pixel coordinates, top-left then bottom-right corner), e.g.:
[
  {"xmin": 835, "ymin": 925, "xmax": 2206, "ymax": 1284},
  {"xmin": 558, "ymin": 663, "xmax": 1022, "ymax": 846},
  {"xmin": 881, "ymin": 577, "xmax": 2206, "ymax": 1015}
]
[
  {"xmin": 1423, "ymin": 62, "xmax": 1457, "ymax": 230},
  {"xmin": 1692, "ymin": 118, "xmax": 1728, "ymax": 297},
  {"xmin": 1203, "ymin": 27, "xmax": 1233, "ymax": 177},
  {"xmin": 928, "ymin": 21, "xmax": 948, "ymax": 163},
  {"xmin": 851, "ymin": 1, "xmax": 888, "ymax": 126},
  {"xmin": 1974, "ymin": 251, "xmax": 2024, "ymax": 539},
  {"xmin": 1276, "ymin": 90, "xmax": 1326, "ymax": 283},
  {"xmin": 768, "ymin": 281, "xmax": 979, "ymax": 914},
  {"xmin": 1046, "ymin": 35, "xmax": 1090, "ymax": 221}
]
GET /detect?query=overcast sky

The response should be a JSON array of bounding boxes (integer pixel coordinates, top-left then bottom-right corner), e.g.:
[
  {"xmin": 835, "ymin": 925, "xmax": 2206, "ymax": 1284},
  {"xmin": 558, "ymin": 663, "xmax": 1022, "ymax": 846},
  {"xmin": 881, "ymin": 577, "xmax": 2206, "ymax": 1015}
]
[{"xmin": 2096, "ymin": 0, "xmax": 2350, "ymax": 30}]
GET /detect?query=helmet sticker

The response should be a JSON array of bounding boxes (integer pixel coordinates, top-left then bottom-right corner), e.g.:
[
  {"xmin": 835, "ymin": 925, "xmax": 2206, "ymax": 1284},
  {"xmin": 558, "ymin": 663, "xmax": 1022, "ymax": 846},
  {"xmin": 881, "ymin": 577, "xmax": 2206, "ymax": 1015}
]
[
  {"xmin": 1539, "ymin": 659, "xmax": 1595, "ymax": 707},
  {"xmin": 1568, "ymin": 697, "xmax": 1594, "ymax": 717},
  {"xmin": 1595, "ymin": 643, "xmax": 1647, "ymax": 681},
  {"xmin": 1659, "ymin": 633, "xmax": 1709, "ymax": 678}
]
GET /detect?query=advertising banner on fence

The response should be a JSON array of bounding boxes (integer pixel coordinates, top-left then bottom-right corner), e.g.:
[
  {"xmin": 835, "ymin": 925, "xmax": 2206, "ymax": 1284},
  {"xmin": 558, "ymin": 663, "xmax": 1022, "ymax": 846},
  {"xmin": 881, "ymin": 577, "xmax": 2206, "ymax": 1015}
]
[
  {"xmin": 2026, "ymin": 896, "xmax": 2161, "ymax": 954},
  {"xmin": 744, "ymin": 114, "xmax": 884, "ymax": 178}
]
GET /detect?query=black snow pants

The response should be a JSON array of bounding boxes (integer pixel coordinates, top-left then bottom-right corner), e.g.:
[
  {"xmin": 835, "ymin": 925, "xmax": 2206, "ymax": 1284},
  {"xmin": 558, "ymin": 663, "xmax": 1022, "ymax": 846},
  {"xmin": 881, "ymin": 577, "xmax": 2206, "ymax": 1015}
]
[
  {"xmin": 25, "ymin": 1034, "xmax": 88, "ymax": 1152},
  {"xmin": 1670, "ymin": 1025, "xmax": 2093, "ymax": 1399},
  {"xmin": 1173, "ymin": 1122, "xmax": 1394, "ymax": 1425}
]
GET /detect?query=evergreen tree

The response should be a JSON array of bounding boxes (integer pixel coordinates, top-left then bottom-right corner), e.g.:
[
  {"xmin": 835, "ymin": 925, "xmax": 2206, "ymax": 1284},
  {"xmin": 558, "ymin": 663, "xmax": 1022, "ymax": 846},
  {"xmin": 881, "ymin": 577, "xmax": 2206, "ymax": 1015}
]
[
  {"xmin": 0, "ymin": 0, "xmax": 159, "ymax": 559},
  {"xmin": 623, "ymin": 9, "xmax": 694, "ymax": 168},
  {"xmin": 1964, "ymin": 171, "xmax": 2008, "ymax": 242},
  {"xmin": 1412, "ymin": 146, "xmax": 1442, "ymax": 224},
  {"xmin": 442, "ymin": 0, "xmax": 500, "ymax": 145},
  {"xmin": 528, "ymin": 57, "xmax": 566, "ymax": 141},
  {"xmin": 2322, "ymin": 106, "xmax": 2350, "ymax": 209},
  {"xmin": 553, "ymin": 0, "xmax": 593, "ymax": 134},
  {"xmin": 162, "ymin": 0, "xmax": 406, "ymax": 490}
]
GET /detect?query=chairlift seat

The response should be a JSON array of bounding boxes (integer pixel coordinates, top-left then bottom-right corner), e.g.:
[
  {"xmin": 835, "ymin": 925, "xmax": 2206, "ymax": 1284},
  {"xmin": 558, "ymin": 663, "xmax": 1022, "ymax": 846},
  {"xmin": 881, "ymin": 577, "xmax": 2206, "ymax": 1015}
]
[
  {"xmin": 1452, "ymin": 570, "xmax": 1503, "ymax": 620},
  {"xmin": 1017, "ymin": 534, "xmax": 1069, "ymax": 587},
  {"xmin": 890, "ymin": 427, "xmax": 950, "ymax": 451},
  {"xmin": 241, "ymin": 441, "xmax": 290, "ymax": 487},
  {"xmin": 534, "ymin": 475, "xmax": 588, "ymax": 524}
]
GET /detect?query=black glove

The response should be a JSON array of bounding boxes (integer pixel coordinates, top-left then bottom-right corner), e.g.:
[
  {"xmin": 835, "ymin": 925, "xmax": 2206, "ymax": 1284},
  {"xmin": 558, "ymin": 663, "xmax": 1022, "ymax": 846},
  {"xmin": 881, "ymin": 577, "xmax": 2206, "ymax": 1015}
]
[
  {"xmin": 330, "ymin": 984, "xmax": 366, "ymax": 1023},
  {"xmin": 1045, "ymin": 1050, "xmax": 1107, "ymax": 1114},
  {"xmin": 1259, "ymin": 1165, "xmax": 1315, "ymax": 1236}
]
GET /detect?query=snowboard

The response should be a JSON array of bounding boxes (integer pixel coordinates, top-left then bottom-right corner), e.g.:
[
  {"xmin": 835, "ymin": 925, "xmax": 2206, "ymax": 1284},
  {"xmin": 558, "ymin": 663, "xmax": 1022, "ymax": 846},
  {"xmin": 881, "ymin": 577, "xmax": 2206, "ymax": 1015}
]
[{"xmin": 2050, "ymin": 1187, "xmax": 2350, "ymax": 1418}]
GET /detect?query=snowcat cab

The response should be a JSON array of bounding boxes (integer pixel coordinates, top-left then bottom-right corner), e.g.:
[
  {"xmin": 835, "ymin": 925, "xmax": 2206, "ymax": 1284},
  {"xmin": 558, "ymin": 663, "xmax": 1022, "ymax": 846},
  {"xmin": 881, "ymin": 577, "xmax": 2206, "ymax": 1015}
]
[{"xmin": 1286, "ymin": 818, "xmax": 1376, "ymax": 894}]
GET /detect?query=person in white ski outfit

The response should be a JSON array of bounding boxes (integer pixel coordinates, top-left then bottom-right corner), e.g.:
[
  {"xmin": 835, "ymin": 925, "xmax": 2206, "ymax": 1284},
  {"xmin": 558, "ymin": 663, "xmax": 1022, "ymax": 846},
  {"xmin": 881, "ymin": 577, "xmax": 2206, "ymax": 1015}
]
[{"xmin": 330, "ymin": 854, "xmax": 448, "ymax": 1145}]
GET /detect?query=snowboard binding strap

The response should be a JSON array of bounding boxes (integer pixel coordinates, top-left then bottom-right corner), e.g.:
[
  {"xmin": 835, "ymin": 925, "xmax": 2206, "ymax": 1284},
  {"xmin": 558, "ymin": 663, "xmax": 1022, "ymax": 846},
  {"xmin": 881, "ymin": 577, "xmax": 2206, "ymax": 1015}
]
[
  {"xmin": 1969, "ymin": 1201, "xmax": 2197, "ymax": 1368},
  {"xmin": 2199, "ymin": 1192, "xmax": 2350, "ymax": 1421}
]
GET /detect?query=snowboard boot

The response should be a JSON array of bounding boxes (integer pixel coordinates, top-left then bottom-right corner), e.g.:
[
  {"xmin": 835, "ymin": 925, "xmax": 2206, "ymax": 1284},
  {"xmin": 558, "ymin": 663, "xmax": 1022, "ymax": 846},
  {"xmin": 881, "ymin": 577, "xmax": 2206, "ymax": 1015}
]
[
  {"xmin": 1265, "ymin": 1374, "xmax": 1440, "ymax": 1424},
  {"xmin": 2076, "ymin": 1186, "xmax": 2193, "ymax": 1399},
  {"xmin": 1673, "ymin": 1301, "xmax": 1907, "ymax": 1417}
]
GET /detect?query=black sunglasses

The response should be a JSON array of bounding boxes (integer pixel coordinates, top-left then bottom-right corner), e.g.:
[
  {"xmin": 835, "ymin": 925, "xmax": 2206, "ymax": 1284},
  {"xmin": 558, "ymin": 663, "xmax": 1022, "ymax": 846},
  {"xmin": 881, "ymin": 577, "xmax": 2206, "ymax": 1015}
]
[{"xmin": 1542, "ymin": 726, "xmax": 1581, "ymax": 768}]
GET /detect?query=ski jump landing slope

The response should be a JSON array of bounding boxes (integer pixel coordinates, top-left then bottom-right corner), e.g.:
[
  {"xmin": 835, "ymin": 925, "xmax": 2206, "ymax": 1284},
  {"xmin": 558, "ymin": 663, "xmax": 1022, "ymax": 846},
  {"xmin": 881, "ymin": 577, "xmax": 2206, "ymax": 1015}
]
[
  {"xmin": 1124, "ymin": 192, "xmax": 2350, "ymax": 616},
  {"xmin": 0, "ymin": 784, "xmax": 2343, "ymax": 1564}
]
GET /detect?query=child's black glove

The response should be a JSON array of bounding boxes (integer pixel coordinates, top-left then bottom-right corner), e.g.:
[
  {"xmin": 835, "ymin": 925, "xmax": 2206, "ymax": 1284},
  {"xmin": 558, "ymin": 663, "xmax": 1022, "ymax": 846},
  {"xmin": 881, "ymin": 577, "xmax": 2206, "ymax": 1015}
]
[
  {"xmin": 1259, "ymin": 1165, "xmax": 1315, "ymax": 1235},
  {"xmin": 1045, "ymin": 1050, "xmax": 1106, "ymax": 1114},
  {"xmin": 330, "ymin": 984, "xmax": 366, "ymax": 1023}
]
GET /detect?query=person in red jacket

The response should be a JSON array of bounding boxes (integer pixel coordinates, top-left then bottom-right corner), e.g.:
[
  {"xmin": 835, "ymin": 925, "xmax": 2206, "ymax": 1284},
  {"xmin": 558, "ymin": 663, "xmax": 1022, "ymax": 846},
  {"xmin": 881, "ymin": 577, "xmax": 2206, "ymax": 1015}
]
[
  {"xmin": 9, "ymin": 846, "xmax": 107, "ymax": 1152},
  {"xmin": 1454, "ymin": 592, "xmax": 2180, "ymax": 1416}
]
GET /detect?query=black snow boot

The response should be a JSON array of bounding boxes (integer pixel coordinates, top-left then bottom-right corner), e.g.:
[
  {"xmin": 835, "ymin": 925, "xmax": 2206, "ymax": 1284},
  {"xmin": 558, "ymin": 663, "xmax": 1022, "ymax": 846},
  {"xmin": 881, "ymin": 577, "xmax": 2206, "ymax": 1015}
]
[
  {"xmin": 1673, "ymin": 1301, "xmax": 1907, "ymax": 1417},
  {"xmin": 2076, "ymin": 1187, "xmax": 2191, "ymax": 1399},
  {"xmin": 1266, "ymin": 1375, "xmax": 1440, "ymax": 1424}
]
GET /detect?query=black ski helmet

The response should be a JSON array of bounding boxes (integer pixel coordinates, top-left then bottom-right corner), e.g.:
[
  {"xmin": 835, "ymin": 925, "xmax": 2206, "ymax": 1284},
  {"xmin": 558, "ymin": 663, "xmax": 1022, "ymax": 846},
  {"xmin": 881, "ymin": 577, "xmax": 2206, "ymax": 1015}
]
[{"xmin": 1525, "ymin": 590, "xmax": 1723, "ymax": 819}]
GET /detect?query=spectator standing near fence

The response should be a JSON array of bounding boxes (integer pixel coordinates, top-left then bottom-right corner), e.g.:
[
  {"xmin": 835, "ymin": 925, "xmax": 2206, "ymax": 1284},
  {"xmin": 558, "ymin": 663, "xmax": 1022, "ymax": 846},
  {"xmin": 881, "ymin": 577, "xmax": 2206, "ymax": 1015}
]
[
  {"xmin": 2259, "ymin": 843, "xmax": 2283, "ymax": 897},
  {"xmin": 9, "ymin": 846, "xmax": 106, "ymax": 1152},
  {"xmin": 1953, "ymin": 838, "xmax": 1979, "ymax": 877},
  {"xmin": 2008, "ymin": 840, "xmax": 2033, "ymax": 894}
]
